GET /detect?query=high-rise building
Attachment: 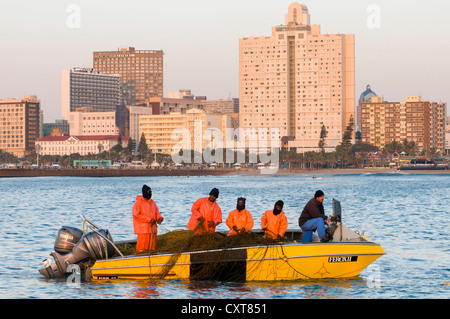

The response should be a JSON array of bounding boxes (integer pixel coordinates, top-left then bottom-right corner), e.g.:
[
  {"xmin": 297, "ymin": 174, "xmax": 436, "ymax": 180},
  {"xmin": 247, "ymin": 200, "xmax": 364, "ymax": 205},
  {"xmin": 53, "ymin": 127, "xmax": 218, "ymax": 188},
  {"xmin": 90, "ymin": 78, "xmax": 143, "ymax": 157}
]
[
  {"xmin": 357, "ymin": 85, "xmax": 378, "ymax": 132},
  {"xmin": 93, "ymin": 47, "xmax": 164, "ymax": 106},
  {"xmin": 61, "ymin": 68, "xmax": 120, "ymax": 121},
  {"xmin": 445, "ymin": 116, "xmax": 450, "ymax": 155},
  {"xmin": 0, "ymin": 95, "xmax": 40, "ymax": 157},
  {"xmin": 239, "ymin": 3, "xmax": 355, "ymax": 152},
  {"xmin": 361, "ymin": 96, "xmax": 447, "ymax": 153}
]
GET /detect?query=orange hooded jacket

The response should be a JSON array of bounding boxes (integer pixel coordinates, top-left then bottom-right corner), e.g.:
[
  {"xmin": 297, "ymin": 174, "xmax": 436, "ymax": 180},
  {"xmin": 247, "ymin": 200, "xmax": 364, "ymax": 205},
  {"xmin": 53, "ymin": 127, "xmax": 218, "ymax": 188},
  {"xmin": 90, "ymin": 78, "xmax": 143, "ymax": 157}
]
[
  {"xmin": 187, "ymin": 197, "xmax": 222, "ymax": 235},
  {"xmin": 261, "ymin": 209, "xmax": 288, "ymax": 239},
  {"xmin": 132, "ymin": 196, "xmax": 163, "ymax": 235},
  {"xmin": 226, "ymin": 209, "xmax": 254, "ymax": 236}
]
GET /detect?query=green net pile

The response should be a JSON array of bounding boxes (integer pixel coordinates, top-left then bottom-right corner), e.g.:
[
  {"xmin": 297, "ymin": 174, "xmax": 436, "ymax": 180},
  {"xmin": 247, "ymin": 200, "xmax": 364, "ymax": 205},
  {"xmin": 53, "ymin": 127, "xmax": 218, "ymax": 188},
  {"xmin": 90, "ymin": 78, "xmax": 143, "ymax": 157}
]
[
  {"xmin": 157, "ymin": 230, "xmax": 281, "ymax": 252},
  {"xmin": 117, "ymin": 229, "xmax": 286, "ymax": 256},
  {"xmin": 115, "ymin": 229, "xmax": 292, "ymax": 281}
]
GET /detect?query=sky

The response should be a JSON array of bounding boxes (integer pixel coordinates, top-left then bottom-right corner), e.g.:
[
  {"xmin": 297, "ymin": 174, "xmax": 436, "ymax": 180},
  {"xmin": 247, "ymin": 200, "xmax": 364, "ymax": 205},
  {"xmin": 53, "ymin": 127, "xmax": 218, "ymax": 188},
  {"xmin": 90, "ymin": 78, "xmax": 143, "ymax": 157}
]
[{"xmin": 0, "ymin": 0, "xmax": 449, "ymax": 122}]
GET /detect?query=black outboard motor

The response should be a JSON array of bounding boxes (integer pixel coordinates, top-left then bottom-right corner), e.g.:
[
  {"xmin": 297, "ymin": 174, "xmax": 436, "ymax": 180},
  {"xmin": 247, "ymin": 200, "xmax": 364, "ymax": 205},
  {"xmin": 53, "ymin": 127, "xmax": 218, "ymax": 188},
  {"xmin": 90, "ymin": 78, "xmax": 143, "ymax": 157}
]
[
  {"xmin": 54, "ymin": 226, "xmax": 83, "ymax": 254},
  {"xmin": 39, "ymin": 229, "xmax": 115, "ymax": 279}
]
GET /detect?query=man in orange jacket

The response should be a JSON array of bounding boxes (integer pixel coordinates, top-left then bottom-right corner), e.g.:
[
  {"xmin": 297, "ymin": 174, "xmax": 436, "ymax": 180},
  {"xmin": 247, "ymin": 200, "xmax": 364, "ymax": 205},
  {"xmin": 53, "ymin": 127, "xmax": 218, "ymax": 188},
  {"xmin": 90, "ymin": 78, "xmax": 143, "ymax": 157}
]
[
  {"xmin": 261, "ymin": 200, "xmax": 288, "ymax": 239},
  {"xmin": 132, "ymin": 185, "xmax": 164, "ymax": 253},
  {"xmin": 226, "ymin": 197, "xmax": 254, "ymax": 236},
  {"xmin": 187, "ymin": 188, "xmax": 222, "ymax": 235}
]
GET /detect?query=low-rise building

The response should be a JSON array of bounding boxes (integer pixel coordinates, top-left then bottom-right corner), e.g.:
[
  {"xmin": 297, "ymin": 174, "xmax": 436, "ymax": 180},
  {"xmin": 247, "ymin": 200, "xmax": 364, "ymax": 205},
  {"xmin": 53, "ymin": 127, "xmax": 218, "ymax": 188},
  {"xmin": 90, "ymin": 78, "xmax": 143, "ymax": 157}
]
[
  {"xmin": 69, "ymin": 111, "xmax": 119, "ymax": 136},
  {"xmin": 202, "ymin": 98, "xmax": 239, "ymax": 114},
  {"xmin": 147, "ymin": 96, "xmax": 206, "ymax": 115},
  {"xmin": 361, "ymin": 96, "xmax": 447, "ymax": 153},
  {"xmin": 35, "ymin": 135, "xmax": 128, "ymax": 156}
]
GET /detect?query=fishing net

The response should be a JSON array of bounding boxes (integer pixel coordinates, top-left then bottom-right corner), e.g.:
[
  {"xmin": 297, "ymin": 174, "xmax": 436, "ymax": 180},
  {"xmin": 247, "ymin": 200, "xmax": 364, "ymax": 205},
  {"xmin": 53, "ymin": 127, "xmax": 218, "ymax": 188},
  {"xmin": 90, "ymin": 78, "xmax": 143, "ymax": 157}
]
[
  {"xmin": 154, "ymin": 229, "xmax": 286, "ymax": 281},
  {"xmin": 116, "ymin": 223, "xmax": 293, "ymax": 281}
]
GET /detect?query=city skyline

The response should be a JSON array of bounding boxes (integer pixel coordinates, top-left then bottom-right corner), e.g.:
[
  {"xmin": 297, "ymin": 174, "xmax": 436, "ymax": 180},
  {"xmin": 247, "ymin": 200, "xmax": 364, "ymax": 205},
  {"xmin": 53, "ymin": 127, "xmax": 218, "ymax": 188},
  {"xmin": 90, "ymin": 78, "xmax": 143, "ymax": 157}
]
[{"xmin": 0, "ymin": 0, "xmax": 449, "ymax": 122}]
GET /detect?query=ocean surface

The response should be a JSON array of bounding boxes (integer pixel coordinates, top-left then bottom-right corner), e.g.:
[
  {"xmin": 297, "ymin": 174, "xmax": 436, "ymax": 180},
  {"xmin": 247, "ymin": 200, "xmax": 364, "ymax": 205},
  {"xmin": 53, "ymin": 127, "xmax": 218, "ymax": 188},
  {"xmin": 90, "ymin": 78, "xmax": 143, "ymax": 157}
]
[{"xmin": 0, "ymin": 172, "xmax": 449, "ymax": 299}]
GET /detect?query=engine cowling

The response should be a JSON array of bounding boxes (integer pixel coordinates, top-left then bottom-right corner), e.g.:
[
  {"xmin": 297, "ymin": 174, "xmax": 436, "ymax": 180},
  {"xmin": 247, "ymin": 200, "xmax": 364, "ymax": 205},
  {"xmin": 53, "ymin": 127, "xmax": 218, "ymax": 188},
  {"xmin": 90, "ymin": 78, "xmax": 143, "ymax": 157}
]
[
  {"xmin": 54, "ymin": 226, "xmax": 83, "ymax": 254},
  {"xmin": 39, "ymin": 229, "xmax": 115, "ymax": 279}
]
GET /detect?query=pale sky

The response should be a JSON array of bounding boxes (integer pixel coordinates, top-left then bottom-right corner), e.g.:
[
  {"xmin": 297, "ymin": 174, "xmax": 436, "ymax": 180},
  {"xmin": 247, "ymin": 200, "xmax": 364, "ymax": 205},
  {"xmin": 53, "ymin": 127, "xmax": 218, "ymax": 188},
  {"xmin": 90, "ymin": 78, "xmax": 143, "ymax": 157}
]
[{"xmin": 0, "ymin": 0, "xmax": 449, "ymax": 122}]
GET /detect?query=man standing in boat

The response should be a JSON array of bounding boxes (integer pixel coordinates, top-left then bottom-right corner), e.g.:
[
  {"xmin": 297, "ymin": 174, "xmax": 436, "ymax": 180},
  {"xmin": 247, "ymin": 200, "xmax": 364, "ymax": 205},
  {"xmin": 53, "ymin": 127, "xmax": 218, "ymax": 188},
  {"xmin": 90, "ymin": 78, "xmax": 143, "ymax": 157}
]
[
  {"xmin": 298, "ymin": 190, "xmax": 330, "ymax": 243},
  {"xmin": 261, "ymin": 200, "xmax": 288, "ymax": 239},
  {"xmin": 132, "ymin": 185, "xmax": 164, "ymax": 253},
  {"xmin": 226, "ymin": 197, "xmax": 254, "ymax": 236},
  {"xmin": 187, "ymin": 188, "xmax": 222, "ymax": 235}
]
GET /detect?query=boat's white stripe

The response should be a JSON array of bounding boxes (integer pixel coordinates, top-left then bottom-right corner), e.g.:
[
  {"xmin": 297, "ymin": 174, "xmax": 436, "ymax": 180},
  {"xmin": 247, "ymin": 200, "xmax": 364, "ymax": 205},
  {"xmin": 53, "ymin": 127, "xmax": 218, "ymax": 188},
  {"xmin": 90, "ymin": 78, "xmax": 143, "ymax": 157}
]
[
  {"xmin": 92, "ymin": 252, "xmax": 384, "ymax": 271},
  {"xmin": 102, "ymin": 242, "xmax": 382, "ymax": 262}
]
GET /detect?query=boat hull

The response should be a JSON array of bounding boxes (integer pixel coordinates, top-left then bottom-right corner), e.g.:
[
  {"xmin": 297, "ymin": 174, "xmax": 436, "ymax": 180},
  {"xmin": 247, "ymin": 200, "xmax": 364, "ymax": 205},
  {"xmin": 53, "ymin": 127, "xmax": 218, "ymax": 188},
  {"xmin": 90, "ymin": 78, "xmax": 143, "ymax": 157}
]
[{"xmin": 90, "ymin": 241, "xmax": 385, "ymax": 281}]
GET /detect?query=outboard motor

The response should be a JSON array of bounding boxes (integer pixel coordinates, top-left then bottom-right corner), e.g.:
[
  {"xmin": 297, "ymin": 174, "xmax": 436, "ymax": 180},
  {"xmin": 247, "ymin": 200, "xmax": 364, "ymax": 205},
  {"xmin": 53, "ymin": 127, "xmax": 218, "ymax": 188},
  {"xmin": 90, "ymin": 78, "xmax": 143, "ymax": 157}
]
[
  {"xmin": 39, "ymin": 229, "xmax": 116, "ymax": 279},
  {"xmin": 54, "ymin": 226, "xmax": 83, "ymax": 254}
]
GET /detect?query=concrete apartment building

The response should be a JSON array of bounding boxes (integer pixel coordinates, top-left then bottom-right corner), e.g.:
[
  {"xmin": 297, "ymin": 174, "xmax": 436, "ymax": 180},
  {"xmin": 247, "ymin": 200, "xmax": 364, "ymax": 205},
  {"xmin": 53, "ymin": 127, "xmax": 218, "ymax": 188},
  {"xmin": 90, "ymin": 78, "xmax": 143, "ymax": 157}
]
[
  {"xmin": 67, "ymin": 105, "xmax": 152, "ymax": 143},
  {"xmin": 69, "ymin": 111, "xmax": 119, "ymax": 136},
  {"xmin": 239, "ymin": 3, "xmax": 355, "ymax": 152},
  {"xmin": 203, "ymin": 98, "xmax": 239, "ymax": 114},
  {"xmin": 446, "ymin": 116, "xmax": 450, "ymax": 154},
  {"xmin": 93, "ymin": 47, "xmax": 164, "ymax": 106},
  {"xmin": 36, "ymin": 135, "xmax": 129, "ymax": 157},
  {"xmin": 357, "ymin": 85, "xmax": 378, "ymax": 132},
  {"xmin": 361, "ymin": 96, "xmax": 447, "ymax": 153},
  {"xmin": 167, "ymin": 90, "xmax": 239, "ymax": 114},
  {"xmin": 127, "ymin": 106, "xmax": 153, "ymax": 142},
  {"xmin": 0, "ymin": 95, "xmax": 40, "ymax": 157},
  {"xmin": 139, "ymin": 109, "xmax": 231, "ymax": 155},
  {"xmin": 61, "ymin": 68, "xmax": 120, "ymax": 121},
  {"xmin": 147, "ymin": 96, "xmax": 206, "ymax": 115}
]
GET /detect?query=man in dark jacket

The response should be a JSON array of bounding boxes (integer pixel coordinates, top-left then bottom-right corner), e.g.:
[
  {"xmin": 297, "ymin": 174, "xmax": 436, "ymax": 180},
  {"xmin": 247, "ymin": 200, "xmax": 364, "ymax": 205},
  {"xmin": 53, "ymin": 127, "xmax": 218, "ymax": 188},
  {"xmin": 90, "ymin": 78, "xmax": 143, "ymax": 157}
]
[{"xmin": 298, "ymin": 190, "xmax": 330, "ymax": 243}]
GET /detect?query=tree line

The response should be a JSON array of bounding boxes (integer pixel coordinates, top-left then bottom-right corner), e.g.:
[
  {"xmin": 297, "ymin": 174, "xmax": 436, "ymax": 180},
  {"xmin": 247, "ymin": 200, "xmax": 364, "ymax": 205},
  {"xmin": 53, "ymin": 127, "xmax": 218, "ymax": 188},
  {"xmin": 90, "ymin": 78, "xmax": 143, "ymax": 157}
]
[{"xmin": 1, "ymin": 117, "xmax": 445, "ymax": 168}]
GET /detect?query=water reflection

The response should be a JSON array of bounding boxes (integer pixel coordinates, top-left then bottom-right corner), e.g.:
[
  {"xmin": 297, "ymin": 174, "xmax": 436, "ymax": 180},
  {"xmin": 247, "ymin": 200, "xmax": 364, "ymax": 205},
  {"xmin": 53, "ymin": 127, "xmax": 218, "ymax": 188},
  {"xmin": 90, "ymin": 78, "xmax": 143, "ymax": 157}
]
[
  {"xmin": 108, "ymin": 276, "xmax": 370, "ymax": 299},
  {"xmin": 1, "ymin": 174, "xmax": 449, "ymax": 298}
]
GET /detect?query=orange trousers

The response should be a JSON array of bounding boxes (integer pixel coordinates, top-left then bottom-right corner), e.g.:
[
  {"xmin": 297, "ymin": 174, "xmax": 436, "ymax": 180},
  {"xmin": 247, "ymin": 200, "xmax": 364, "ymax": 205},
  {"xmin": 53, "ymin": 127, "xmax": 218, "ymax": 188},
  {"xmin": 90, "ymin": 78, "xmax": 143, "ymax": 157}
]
[{"xmin": 136, "ymin": 233, "xmax": 157, "ymax": 252}]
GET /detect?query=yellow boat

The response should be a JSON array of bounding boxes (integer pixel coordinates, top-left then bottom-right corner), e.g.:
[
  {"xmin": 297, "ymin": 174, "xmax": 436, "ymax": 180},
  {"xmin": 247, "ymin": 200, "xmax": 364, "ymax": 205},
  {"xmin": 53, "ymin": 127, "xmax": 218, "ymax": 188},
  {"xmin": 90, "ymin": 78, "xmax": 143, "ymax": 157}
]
[
  {"xmin": 89, "ymin": 225, "xmax": 384, "ymax": 281},
  {"xmin": 39, "ymin": 200, "xmax": 385, "ymax": 281}
]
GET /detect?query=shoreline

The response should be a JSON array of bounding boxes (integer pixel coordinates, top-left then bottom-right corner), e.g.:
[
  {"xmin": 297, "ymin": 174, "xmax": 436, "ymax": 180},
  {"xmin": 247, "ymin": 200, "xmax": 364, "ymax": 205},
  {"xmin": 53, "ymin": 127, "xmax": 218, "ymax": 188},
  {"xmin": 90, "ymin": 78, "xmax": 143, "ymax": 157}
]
[{"xmin": 0, "ymin": 167, "xmax": 448, "ymax": 178}]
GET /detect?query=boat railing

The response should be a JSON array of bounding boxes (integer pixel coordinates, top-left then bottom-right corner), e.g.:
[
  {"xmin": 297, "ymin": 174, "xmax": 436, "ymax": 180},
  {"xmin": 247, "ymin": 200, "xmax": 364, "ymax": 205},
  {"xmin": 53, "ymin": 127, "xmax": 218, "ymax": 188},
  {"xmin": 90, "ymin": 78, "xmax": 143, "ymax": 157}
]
[{"xmin": 80, "ymin": 214, "xmax": 124, "ymax": 258}]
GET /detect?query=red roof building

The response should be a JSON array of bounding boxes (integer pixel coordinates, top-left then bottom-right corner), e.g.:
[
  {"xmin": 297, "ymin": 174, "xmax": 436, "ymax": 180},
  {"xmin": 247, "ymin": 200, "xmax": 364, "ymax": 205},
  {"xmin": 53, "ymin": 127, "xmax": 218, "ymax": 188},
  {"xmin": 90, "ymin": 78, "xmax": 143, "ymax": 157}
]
[{"xmin": 35, "ymin": 135, "xmax": 129, "ymax": 156}]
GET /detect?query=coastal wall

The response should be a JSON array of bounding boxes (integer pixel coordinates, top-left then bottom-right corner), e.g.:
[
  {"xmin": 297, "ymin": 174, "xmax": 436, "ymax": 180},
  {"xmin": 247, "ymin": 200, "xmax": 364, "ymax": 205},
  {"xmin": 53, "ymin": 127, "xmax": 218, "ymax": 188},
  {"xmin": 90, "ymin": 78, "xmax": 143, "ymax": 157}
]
[
  {"xmin": 0, "ymin": 168, "xmax": 233, "ymax": 178},
  {"xmin": 1, "ymin": 167, "xmax": 448, "ymax": 178}
]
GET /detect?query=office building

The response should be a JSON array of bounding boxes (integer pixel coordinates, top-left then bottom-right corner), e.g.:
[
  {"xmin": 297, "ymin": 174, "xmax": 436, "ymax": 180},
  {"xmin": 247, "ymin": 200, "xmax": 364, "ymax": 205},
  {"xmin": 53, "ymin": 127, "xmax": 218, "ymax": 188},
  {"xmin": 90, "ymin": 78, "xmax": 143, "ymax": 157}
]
[
  {"xmin": 0, "ymin": 96, "xmax": 40, "ymax": 157},
  {"xmin": 43, "ymin": 119, "xmax": 70, "ymax": 137},
  {"xmin": 61, "ymin": 68, "xmax": 120, "ymax": 121},
  {"xmin": 239, "ymin": 3, "xmax": 355, "ymax": 152},
  {"xmin": 361, "ymin": 96, "xmax": 447, "ymax": 153},
  {"xmin": 93, "ymin": 47, "xmax": 164, "ymax": 106}
]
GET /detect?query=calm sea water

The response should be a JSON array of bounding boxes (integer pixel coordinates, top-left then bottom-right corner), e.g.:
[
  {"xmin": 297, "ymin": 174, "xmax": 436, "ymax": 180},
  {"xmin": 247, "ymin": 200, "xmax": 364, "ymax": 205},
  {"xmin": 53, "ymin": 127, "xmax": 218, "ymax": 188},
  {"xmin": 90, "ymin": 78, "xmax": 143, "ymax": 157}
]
[{"xmin": 0, "ymin": 172, "xmax": 449, "ymax": 299}]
